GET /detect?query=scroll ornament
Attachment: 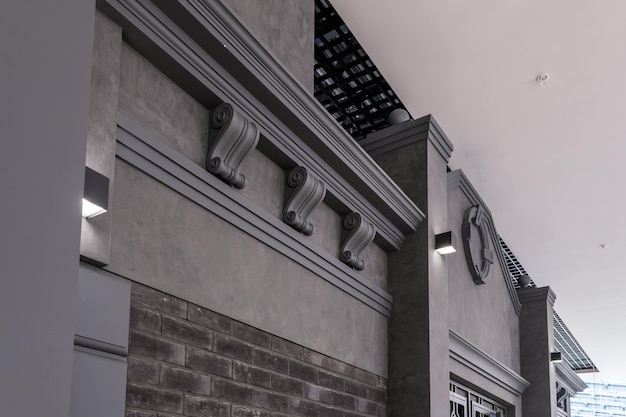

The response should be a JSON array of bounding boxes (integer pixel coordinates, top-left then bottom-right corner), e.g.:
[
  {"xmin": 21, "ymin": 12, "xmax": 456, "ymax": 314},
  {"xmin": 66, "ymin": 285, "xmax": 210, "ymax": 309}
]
[
  {"xmin": 462, "ymin": 205, "xmax": 494, "ymax": 285},
  {"xmin": 340, "ymin": 212, "xmax": 375, "ymax": 271},
  {"xmin": 206, "ymin": 103, "xmax": 259, "ymax": 189},
  {"xmin": 283, "ymin": 166, "xmax": 326, "ymax": 235}
]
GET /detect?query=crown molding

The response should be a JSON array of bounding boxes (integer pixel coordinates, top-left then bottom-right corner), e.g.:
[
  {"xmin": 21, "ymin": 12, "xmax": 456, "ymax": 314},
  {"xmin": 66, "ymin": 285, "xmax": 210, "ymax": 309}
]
[{"xmin": 555, "ymin": 362, "xmax": 588, "ymax": 395}]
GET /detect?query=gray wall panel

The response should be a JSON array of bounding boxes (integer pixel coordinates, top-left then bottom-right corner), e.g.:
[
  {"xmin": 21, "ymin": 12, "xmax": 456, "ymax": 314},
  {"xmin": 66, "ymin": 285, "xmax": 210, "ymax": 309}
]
[
  {"xmin": 0, "ymin": 1, "xmax": 95, "ymax": 415},
  {"xmin": 107, "ymin": 159, "xmax": 388, "ymax": 376},
  {"xmin": 447, "ymin": 187, "xmax": 521, "ymax": 373}
]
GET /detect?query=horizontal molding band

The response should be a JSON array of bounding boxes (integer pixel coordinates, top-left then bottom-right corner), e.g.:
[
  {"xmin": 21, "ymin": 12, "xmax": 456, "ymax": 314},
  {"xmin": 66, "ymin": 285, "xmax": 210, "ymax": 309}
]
[
  {"xmin": 447, "ymin": 169, "xmax": 522, "ymax": 315},
  {"xmin": 115, "ymin": 115, "xmax": 393, "ymax": 316},
  {"xmin": 74, "ymin": 334, "xmax": 127, "ymax": 358},
  {"xmin": 449, "ymin": 330, "xmax": 530, "ymax": 397},
  {"xmin": 97, "ymin": 0, "xmax": 424, "ymax": 251}
]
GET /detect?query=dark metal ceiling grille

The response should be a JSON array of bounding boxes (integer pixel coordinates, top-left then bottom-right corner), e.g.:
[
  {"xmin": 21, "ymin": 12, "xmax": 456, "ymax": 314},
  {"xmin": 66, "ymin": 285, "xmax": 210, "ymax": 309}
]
[
  {"xmin": 314, "ymin": 0, "xmax": 409, "ymax": 140},
  {"xmin": 499, "ymin": 236, "xmax": 596, "ymax": 372}
]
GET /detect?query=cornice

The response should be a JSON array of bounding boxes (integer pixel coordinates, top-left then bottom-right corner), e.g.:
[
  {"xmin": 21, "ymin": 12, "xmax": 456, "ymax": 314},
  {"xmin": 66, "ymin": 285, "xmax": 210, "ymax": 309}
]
[
  {"xmin": 360, "ymin": 114, "xmax": 454, "ymax": 162},
  {"xmin": 448, "ymin": 169, "xmax": 522, "ymax": 315},
  {"xmin": 555, "ymin": 362, "xmax": 588, "ymax": 395},
  {"xmin": 97, "ymin": 0, "xmax": 424, "ymax": 249},
  {"xmin": 516, "ymin": 286, "xmax": 557, "ymax": 306},
  {"xmin": 449, "ymin": 330, "xmax": 530, "ymax": 396}
]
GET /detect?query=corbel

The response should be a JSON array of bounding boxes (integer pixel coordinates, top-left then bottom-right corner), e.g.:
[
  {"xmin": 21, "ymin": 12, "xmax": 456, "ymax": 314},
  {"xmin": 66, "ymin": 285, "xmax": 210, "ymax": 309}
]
[
  {"xmin": 206, "ymin": 102, "xmax": 259, "ymax": 189},
  {"xmin": 283, "ymin": 166, "xmax": 326, "ymax": 235},
  {"xmin": 340, "ymin": 212, "xmax": 376, "ymax": 271}
]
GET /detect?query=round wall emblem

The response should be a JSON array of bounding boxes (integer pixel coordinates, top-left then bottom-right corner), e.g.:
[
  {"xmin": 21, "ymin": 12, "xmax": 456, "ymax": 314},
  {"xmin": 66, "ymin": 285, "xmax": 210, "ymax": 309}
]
[{"xmin": 462, "ymin": 205, "xmax": 494, "ymax": 285}]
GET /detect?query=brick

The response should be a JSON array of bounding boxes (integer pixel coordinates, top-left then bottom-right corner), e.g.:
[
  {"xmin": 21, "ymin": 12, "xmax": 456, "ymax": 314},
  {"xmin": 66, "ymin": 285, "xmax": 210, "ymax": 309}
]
[
  {"xmin": 162, "ymin": 316, "xmax": 212, "ymax": 350},
  {"xmin": 126, "ymin": 383, "xmax": 183, "ymax": 413},
  {"xmin": 344, "ymin": 380, "xmax": 367, "ymax": 398},
  {"xmin": 214, "ymin": 334, "xmax": 254, "ymax": 362},
  {"xmin": 160, "ymin": 365, "xmax": 210, "ymax": 395},
  {"xmin": 125, "ymin": 410, "xmax": 156, "ymax": 417},
  {"xmin": 271, "ymin": 374, "xmax": 303, "ymax": 395},
  {"xmin": 129, "ymin": 331, "xmax": 185, "ymax": 365},
  {"xmin": 319, "ymin": 371, "xmax": 344, "ymax": 391},
  {"xmin": 331, "ymin": 392, "xmax": 355, "ymax": 410},
  {"xmin": 212, "ymin": 379, "xmax": 253, "ymax": 404},
  {"xmin": 304, "ymin": 384, "xmax": 332, "ymax": 404},
  {"xmin": 184, "ymin": 394, "xmax": 230, "ymax": 417},
  {"xmin": 290, "ymin": 398, "xmax": 320, "ymax": 417},
  {"xmin": 376, "ymin": 377, "xmax": 387, "ymax": 389},
  {"xmin": 233, "ymin": 361, "xmax": 271, "ymax": 388},
  {"xmin": 366, "ymin": 387, "xmax": 385, "ymax": 404},
  {"xmin": 331, "ymin": 360, "xmax": 355, "ymax": 379},
  {"xmin": 131, "ymin": 284, "xmax": 187, "ymax": 318},
  {"xmin": 303, "ymin": 349, "xmax": 332, "ymax": 370},
  {"xmin": 188, "ymin": 304, "xmax": 233, "ymax": 334},
  {"xmin": 319, "ymin": 405, "xmax": 343, "ymax": 417},
  {"xmin": 271, "ymin": 336, "xmax": 303, "ymax": 359},
  {"xmin": 253, "ymin": 390, "xmax": 289, "ymax": 412},
  {"xmin": 129, "ymin": 305, "xmax": 161, "ymax": 334},
  {"xmin": 354, "ymin": 368, "xmax": 379, "ymax": 387},
  {"xmin": 376, "ymin": 404, "xmax": 386, "ymax": 417},
  {"xmin": 233, "ymin": 404, "xmax": 271, "ymax": 417},
  {"xmin": 355, "ymin": 398, "xmax": 377, "ymax": 416},
  {"xmin": 255, "ymin": 349, "xmax": 288, "ymax": 373},
  {"xmin": 187, "ymin": 347, "xmax": 232, "ymax": 378},
  {"xmin": 127, "ymin": 356, "xmax": 160, "ymax": 384},
  {"xmin": 271, "ymin": 413, "xmax": 291, "ymax": 417},
  {"xmin": 234, "ymin": 322, "xmax": 271, "ymax": 348},
  {"xmin": 289, "ymin": 361, "xmax": 318, "ymax": 384}
]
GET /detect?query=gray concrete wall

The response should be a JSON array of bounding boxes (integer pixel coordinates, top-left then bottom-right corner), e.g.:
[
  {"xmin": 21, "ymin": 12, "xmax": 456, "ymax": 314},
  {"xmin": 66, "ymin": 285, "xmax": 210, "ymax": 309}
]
[
  {"xmin": 0, "ymin": 0, "xmax": 96, "ymax": 415},
  {"xmin": 107, "ymin": 159, "xmax": 387, "ymax": 375},
  {"xmin": 222, "ymin": 0, "xmax": 315, "ymax": 91},
  {"xmin": 447, "ymin": 187, "xmax": 521, "ymax": 372}
]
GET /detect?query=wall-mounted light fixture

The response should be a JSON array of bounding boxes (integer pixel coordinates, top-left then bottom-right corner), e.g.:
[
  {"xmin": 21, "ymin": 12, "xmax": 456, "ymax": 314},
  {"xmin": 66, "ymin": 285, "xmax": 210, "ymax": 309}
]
[
  {"xmin": 435, "ymin": 231, "xmax": 456, "ymax": 255},
  {"xmin": 551, "ymin": 352, "xmax": 563, "ymax": 363},
  {"xmin": 82, "ymin": 167, "xmax": 109, "ymax": 218}
]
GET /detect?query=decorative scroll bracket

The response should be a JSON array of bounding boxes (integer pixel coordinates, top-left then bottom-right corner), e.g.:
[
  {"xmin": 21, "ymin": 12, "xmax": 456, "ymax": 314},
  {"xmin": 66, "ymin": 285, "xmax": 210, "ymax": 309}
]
[
  {"xmin": 462, "ymin": 205, "xmax": 494, "ymax": 285},
  {"xmin": 283, "ymin": 166, "xmax": 326, "ymax": 235},
  {"xmin": 340, "ymin": 213, "xmax": 375, "ymax": 271},
  {"xmin": 206, "ymin": 103, "xmax": 259, "ymax": 189}
]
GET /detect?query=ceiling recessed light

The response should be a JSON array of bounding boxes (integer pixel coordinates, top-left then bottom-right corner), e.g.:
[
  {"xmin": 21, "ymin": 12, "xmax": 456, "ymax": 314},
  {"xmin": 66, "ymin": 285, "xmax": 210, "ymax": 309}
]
[
  {"xmin": 599, "ymin": 244, "xmax": 608, "ymax": 249},
  {"xmin": 536, "ymin": 74, "xmax": 549, "ymax": 85}
]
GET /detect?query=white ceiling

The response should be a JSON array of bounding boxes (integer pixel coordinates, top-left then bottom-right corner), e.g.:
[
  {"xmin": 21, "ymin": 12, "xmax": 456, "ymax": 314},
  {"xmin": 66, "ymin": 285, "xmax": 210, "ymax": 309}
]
[{"xmin": 332, "ymin": 0, "xmax": 626, "ymax": 381}]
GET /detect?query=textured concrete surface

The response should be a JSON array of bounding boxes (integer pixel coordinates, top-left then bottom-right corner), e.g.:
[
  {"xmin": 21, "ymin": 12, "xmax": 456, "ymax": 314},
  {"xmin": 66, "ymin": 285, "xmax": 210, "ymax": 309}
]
[
  {"xmin": 81, "ymin": 11, "xmax": 122, "ymax": 266},
  {"xmin": 118, "ymin": 44, "xmax": 210, "ymax": 167},
  {"xmin": 240, "ymin": 149, "xmax": 284, "ymax": 218},
  {"xmin": 374, "ymin": 139, "xmax": 450, "ymax": 417},
  {"xmin": 108, "ymin": 160, "xmax": 388, "ymax": 376},
  {"xmin": 222, "ymin": 0, "xmax": 315, "ymax": 91},
  {"xmin": 447, "ymin": 187, "xmax": 521, "ymax": 372},
  {"xmin": 0, "ymin": 1, "xmax": 95, "ymax": 415},
  {"xmin": 308, "ymin": 201, "xmax": 341, "ymax": 258}
]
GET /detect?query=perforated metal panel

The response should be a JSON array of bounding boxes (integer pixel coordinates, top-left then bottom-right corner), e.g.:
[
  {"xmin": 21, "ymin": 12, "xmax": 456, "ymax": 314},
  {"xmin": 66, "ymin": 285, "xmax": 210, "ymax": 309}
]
[{"xmin": 314, "ymin": 0, "xmax": 410, "ymax": 140}]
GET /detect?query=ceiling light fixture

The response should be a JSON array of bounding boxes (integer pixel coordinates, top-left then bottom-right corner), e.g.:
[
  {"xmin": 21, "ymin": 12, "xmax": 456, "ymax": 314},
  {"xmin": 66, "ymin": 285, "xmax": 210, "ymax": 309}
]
[
  {"xmin": 82, "ymin": 167, "xmax": 109, "ymax": 218},
  {"xmin": 435, "ymin": 231, "xmax": 456, "ymax": 255},
  {"xmin": 536, "ymin": 74, "xmax": 549, "ymax": 85}
]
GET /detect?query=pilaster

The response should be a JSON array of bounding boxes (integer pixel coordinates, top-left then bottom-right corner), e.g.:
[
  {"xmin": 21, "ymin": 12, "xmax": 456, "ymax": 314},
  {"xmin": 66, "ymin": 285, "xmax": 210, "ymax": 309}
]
[{"xmin": 517, "ymin": 286, "xmax": 558, "ymax": 417}]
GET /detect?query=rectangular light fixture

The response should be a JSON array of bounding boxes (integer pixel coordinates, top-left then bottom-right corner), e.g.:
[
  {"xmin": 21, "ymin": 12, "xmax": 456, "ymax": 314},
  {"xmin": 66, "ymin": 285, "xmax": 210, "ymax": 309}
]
[
  {"xmin": 551, "ymin": 352, "xmax": 563, "ymax": 363},
  {"xmin": 82, "ymin": 167, "xmax": 109, "ymax": 218},
  {"xmin": 435, "ymin": 231, "xmax": 456, "ymax": 255}
]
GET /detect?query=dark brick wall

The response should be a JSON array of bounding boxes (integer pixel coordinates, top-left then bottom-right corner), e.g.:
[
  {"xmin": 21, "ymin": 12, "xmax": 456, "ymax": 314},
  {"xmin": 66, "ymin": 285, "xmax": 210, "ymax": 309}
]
[{"xmin": 126, "ymin": 283, "xmax": 387, "ymax": 417}]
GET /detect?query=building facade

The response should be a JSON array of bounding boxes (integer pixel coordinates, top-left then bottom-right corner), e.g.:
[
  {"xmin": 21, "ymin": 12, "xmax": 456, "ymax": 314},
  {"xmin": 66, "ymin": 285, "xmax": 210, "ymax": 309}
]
[{"xmin": 1, "ymin": 1, "xmax": 587, "ymax": 417}]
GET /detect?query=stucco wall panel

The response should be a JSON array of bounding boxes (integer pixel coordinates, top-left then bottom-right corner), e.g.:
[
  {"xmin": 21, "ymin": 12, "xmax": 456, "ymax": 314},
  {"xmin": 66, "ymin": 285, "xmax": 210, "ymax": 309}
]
[
  {"xmin": 108, "ymin": 160, "xmax": 387, "ymax": 376},
  {"xmin": 447, "ymin": 187, "xmax": 521, "ymax": 373}
]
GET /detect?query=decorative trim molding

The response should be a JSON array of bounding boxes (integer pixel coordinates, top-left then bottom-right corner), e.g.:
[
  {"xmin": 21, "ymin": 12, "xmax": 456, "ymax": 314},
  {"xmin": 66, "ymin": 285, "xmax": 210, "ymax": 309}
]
[
  {"xmin": 555, "ymin": 362, "xmax": 588, "ymax": 395},
  {"xmin": 449, "ymin": 330, "xmax": 530, "ymax": 397},
  {"xmin": 340, "ymin": 213, "xmax": 376, "ymax": 271},
  {"xmin": 283, "ymin": 166, "xmax": 326, "ymax": 235},
  {"xmin": 448, "ymin": 169, "xmax": 522, "ymax": 315},
  {"xmin": 74, "ymin": 335, "xmax": 127, "ymax": 358},
  {"xmin": 116, "ymin": 115, "xmax": 392, "ymax": 316},
  {"xmin": 207, "ymin": 103, "xmax": 259, "ymax": 189},
  {"xmin": 462, "ymin": 205, "xmax": 494, "ymax": 285},
  {"xmin": 360, "ymin": 114, "xmax": 454, "ymax": 163},
  {"xmin": 516, "ymin": 286, "xmax": 557, "ymax": 306},
  {"xmin": 96, "ymin": 0, "xmax": 424, "ymax": 250}
]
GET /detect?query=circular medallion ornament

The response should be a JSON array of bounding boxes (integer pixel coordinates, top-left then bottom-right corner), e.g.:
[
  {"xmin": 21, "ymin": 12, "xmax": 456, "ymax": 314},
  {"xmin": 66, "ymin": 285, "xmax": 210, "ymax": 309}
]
[{"xmin": 462, "ymin": 205, "xmax": 494, "ymax": 285}]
